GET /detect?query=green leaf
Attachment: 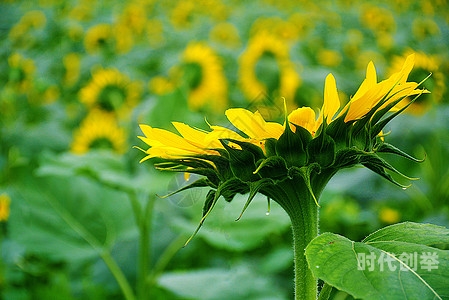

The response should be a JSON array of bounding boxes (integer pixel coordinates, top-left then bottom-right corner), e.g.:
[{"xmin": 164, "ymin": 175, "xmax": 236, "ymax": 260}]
[
  {"xmin": 306, "ymin": 223, "xmax": 449, "ymax": 300},
  {"xmin": 37, "ymin": 150, "xmax": 171, "ymax": 194},
  {"xmin": 8, "ymin": 173, "xmax": 136, "ymax": 263},
  {"xmin": 157, "ymin": 265, "xmax": 288, "ymax": 300}
]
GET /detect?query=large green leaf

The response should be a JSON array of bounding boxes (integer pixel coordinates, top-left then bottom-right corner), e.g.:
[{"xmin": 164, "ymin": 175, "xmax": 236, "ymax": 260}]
[
  {"xmin": 306, "ymin": 223, "xmax": 449, "ymax": 300},
  {"xmin": 8, "ymin": 173, "xmax": 137, "ymax": 263},
  {"xmin": 157, "ymin": 265, "xmax": 288, "ymax": 300},
  {"xmin": 37, "ymin": 150, "xmax": 171, "ymax": 195}
]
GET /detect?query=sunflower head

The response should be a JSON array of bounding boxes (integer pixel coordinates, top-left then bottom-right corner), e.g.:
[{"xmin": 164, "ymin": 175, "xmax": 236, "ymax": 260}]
[
  {"xmin": 71, "ymin": 110, "xmax": 127, "ymax": 154},
  {"xmin": 175, "ymin": 42, "xmax": 228, "ymax": 113},
  {"xmin": 84, "ymin": 24, "xmax": 114, "ymax": 54},
  {"xmin": 137, "ymin": 54, "xmax": 428, "ymax": 243},
  {"xmin": 239, "ymin": 31, "xmax": 300, "ymax": 117},
  {"xmin": 79, "ymin": 68, "xmax": 141, "ymax": 118},
  {"xmin": 7, "ymin": 53, "xmax": 35, "ymax": 91}
]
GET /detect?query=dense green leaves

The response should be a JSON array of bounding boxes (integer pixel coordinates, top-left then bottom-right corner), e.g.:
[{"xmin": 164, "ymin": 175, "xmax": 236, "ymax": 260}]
[{"xmin": 306, "ymin": 223, "xmax": 449, "ymax": 300}]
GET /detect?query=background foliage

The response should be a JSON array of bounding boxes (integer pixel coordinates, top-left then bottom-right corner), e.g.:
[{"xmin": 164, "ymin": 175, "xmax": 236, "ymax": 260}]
[{"xmin": 1, "ymin": 0, "xmax": 448, "ymax": 299}]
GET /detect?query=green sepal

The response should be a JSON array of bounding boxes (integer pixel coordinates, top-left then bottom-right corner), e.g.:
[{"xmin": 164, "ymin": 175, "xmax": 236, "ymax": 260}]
[
  {"xmin": 155, "ymin": 160, "xmax": 221, "ymax": 186},
  {"xmin": 333, "ymin": 148, "xmax": 363, "ymax": 169},
  {"xmin": 276, "ymin": 123, "xmax": 311, "ymax": 167},
  {"xmin": 370, "ymin": 92, "xmax": 422, "ymax": 138},
  {"xmin": 219, "ymin": 177, "xmax": 250, "ymax": 202},
  {"xmin": 195, "ymin": 153, "xmax": 234, "ymax": 181},
  {"xmin": 326, "ymin": 112, "xmax": 351, "ymax": 148},
  {"xmin": 376, "ymin": 142, "xmax": 425, "ymax": 163},
  {"xmin": 158, "ymin": 177, "xmax": 215, "ymax": 199},
  {"xmin": 359, "ymin": 154, "xmax": 417, "ymax": 188},
  {"xmin": 288, "ymin": 163, "xmax": 321, "ymax": 207},
  {"xmin": 220, "ymin": 140, "xmax": 261, "ymax": 182},
  {"xmin": 264, "ymin": 138, "xmax": 278, "ymax": 157},
  {"xmin": 224, "ymin": 139, "xmax": 266, "ymax": 161},
  {"xmin": 236, "ymin": 178, "xmax": 276, "ymax": 221},
  {"xmin": 307, "ymin": 127, "xmax": 336, "ymax": 167},
  {"xmin": 253, "ymin": 155, "xmax": 288, "ymax": 179}
]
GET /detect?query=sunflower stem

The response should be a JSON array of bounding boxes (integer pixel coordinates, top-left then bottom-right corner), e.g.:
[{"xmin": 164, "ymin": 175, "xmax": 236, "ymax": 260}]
[
  {"xmin": 270, "ymin": 180, "xmax": 321, "ymax": 300},
  {"xmin": 290, "ymin": 196, "xmax": 319, "ymax": 300}
]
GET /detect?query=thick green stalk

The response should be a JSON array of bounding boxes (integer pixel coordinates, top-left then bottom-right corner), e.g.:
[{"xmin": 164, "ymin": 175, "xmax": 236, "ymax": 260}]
[
  {"xmin": 267, "ymin": 179, "xmax": 324, "ymax": 300},
  {"xmin": 291, "ymin": 206, "xmax": 318, "ymax": 300},
  {"xmin": 288, "ymin": 191, "xmax": 319, "ymax": 300}
]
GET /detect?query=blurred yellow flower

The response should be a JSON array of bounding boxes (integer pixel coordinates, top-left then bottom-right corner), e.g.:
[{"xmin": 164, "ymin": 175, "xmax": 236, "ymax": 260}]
[
  {"xmin": 251, "ymin": 16, "xmax": 299, "ymax": 42},
  {"xmin": 379, "ymin": 207, "xmax": 400, "ymax": 224},
  {"xmin": 412, "ymin": 17, "xmax": 440, "ymax": 41},
  {"xmin": 179, "ymin": 42, "xmax": 228, "ymax": 113},
  {"xmin": 360, "ymin": 4, "xmax": 396, "ymax": 34},
  {"xmin": 146, "ymin": 19, "xmax": 165, "ymax": 47},
  {"xmin": 170, "ymin": 0, "xmax": 195, "ymax": 28},
  {"xmin": 119, "ymin": 3, "xmax": 148, "ymax": 36},
  {"xmin": 84, "ymin": 23, "xmax": 133, "ymax": 54},
  {"xmin": 7, "ymin": 53, "xmax": 35, "ymax": 92},
  {"xmin": 79, "ymin": 68, "xmax": 142, "ymax": 118},
  {"xmin": 239, "ymin": 31, "xmax": 301, "ymax": 113},
  {"xmin": 149, "ymin": 76, "xmax": 175, "ymax": 95},
  {"xmin": 9, "ymin": 10, "xmax": 47, "ymax": 45},
  {"xmin": 317, "ymin": 49, "xmax": 342, "ymax": 68},
  {"xmin": 0, "ymin": 194, "xmax": 11, "ymax": 222},
  {"xmin": 71, "ymin": 110, "xmax": 127, "ymax": 154},
  {"xmin": 209, "ymin": 22, "xmax": 241, "ymax": 48},
  {"xmin": 84, "ymin": 23, "xmax": 113, "ymax": 54},
  {"xmin": 63, "ymin": 53, "xmax": 81, "ymax": 86}
]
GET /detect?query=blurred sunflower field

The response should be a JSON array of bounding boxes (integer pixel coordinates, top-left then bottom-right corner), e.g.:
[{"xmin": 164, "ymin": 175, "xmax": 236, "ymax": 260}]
[{"xmin": 1, "ymin": 0, "xmax": 449, "ymax": 299}]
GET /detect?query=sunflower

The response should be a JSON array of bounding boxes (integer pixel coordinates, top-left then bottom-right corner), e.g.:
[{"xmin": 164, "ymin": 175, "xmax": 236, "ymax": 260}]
[
  {"xmin": 63, "ymin": 52, "xmax": 81, "ymax": 87},
  {"xmin": 7, "ymin": 53, "xmax": 35, "ymax": 92},
  {"xmin": 8, "ymin": 10, "xmax": 46, "ymax": 47},
  {"xmin": 250, "ymin": 16, "xmax": 299, "ymax": 42},
  {"xmin": 170, "ymin": 0, "xmax": 195, "ymax": 29},
  {"xmin": 84, "ymin": 23, "xmax": 133, "ymax": 54},
  {"xmin": 238, "ymin": 31, "xmax": 301, "ymax": 115},
  {"xmin": 71, "ymin": 110, "xmax": 127, "ymax": 154},
  {"xmin": 84, "ymin": 23, "xmax": 113, "ymax": 54},
  {"xmin": 118, "ymin": 2, "xmax": 148, "ymax": 36},
  {"xmin": 387, "ymin": 50, "xmax": 444, "ymax": 114},
  {"xmin": 178, "ymin": 42, "xmax": 228, "ymax": 113},
  {"xmin": 360, "ymin": 4, "xmax": 396, "ymax": 35},
  {"xmin": 209, "ymin": 22, "xmax": 241, "ymax": 48},
  {"xmin": 79, "ymin": 68, "xmax": 141, "ymax": 118}
]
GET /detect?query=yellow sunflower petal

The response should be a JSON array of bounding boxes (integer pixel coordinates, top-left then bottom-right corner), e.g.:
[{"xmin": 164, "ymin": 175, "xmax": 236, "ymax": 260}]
[
  {"xmin": 225, "ymin": 108, "xmax": 284, "ymax": 139},
  {"xmin": 322, "ymin": 73, "xmax": 340, "ymax": 123},
  {"xmin": 288, "ymin": 107, "xmax": 317, "ymax": 135}
]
